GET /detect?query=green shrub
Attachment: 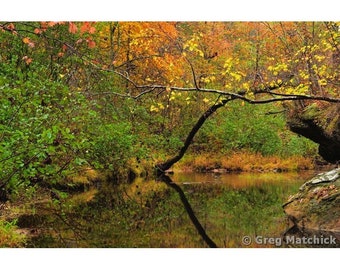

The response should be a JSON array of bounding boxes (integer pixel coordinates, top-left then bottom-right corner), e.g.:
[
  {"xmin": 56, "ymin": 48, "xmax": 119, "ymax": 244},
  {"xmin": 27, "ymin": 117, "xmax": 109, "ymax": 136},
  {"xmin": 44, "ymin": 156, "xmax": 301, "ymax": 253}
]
[{"xmin": 0, "ymin": 219, "xmax": 26, "ymax": 247}]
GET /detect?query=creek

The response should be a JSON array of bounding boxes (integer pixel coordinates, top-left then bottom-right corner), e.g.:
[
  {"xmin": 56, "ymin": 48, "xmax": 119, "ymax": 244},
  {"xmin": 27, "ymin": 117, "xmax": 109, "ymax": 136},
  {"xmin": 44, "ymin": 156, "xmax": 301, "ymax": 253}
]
[{"xmin": 23, "ymin": 170, "xmax": 329, "ymax": 248}]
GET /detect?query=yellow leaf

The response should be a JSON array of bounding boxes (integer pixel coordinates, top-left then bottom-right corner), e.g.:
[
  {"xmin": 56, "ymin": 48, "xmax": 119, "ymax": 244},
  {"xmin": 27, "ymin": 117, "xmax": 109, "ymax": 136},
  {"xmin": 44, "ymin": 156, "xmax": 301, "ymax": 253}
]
[
  {"xmin": 245, "ymin": 92, "xmax": 255, "ymax": 100},
  {"xmin": 242, "ymin": 83, "xmax": 250, "ymax": 90},
  {"xmin": 150, "ymin": 105, "xmax": 159, "ymax": 112},
  {"xmin": 318, "ymin": 79, "xmax": 327, "ymax": 86}
]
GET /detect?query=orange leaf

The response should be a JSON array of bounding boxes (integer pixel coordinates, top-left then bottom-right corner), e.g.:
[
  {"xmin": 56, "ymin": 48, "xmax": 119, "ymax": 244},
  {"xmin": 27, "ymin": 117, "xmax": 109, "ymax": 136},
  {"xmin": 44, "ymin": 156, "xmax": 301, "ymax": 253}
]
[
  {"xmin": 40, "ymin": 22, "xmax": 48, "ymax": 29},
  {"xmin": 22, "ymin": 37, "xmax": 35, "ymax": 47},
  {"xmin": 7, "ymin": 23, "xmax": 15, "ymax": 30},
  {"xmin": 80, "ymin": 22, "xmax": 91, "ymax": 34},
  {"xmin": 34, "ymin": 28, "xmax": 42, "ymax": 34},
  {"xmin": 87, "ymin": 39, "xmax": 96, "ymax": 48},
  {"xmin": 48, "ymin": 22, "xmax": 57, "ymax": 27},
  {"xmin": 80, "ymin": 22, "xmax": 96, "ymax": 34},
  {"xmin": 89, "ymin": 26, "xmax": 96, "ymax": 34},
  {"xmin": 22, "ymin": 56, "xmax": 32, "ymax": 65},
  {"xmin": 22, "ymin": 37, "xmax": 30, "ymax": 44},
  {"xmin": 68, "ymin": 22, "xmax": 78, "ymax": 34}
]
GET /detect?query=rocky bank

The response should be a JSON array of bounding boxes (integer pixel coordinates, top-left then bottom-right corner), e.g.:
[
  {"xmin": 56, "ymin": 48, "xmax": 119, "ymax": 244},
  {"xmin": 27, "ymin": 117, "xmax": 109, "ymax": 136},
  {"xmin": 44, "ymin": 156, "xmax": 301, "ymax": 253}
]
[{"xmin": 283, "ymin": 168, "xmax": 340, "ymax": 246}]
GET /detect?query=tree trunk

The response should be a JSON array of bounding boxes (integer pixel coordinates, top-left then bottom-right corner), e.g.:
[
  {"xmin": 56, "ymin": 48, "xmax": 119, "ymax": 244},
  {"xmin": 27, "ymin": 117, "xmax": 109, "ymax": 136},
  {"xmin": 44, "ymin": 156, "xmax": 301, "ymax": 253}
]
[{"xmin": 156, "ymin": 98, "xmax": 233, "ymax": 174}]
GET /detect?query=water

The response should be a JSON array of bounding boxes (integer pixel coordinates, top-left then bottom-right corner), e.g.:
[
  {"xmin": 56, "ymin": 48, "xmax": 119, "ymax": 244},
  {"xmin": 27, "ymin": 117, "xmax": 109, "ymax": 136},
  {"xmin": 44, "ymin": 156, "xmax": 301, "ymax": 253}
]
[{"xmin": 24, "ymin": 170, "xmax": 328, "ymax": 248}]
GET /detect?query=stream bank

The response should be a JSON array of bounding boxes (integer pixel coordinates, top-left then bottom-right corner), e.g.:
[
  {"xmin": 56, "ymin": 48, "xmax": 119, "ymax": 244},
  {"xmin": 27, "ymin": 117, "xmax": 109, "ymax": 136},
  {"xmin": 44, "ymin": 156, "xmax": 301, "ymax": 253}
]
[{"xmin": 283, "ymin": 168, "xmax": 340, "ymax": 247}]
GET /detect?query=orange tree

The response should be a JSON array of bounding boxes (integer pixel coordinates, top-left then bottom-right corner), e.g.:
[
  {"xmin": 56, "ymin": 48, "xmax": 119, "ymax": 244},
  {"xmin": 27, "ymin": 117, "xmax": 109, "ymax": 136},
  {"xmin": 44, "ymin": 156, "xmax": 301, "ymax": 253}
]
[{"xmin": 89, "ymin": 22, "xmax": 339, "ymax": 171}]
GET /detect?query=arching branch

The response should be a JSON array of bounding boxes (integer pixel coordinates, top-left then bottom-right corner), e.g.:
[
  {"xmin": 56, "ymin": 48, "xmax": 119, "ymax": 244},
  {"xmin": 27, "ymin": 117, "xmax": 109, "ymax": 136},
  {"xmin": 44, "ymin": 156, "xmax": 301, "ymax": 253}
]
[{"xmin": 156, "ymin": 97, "xmax": 235, "ymax": 174}]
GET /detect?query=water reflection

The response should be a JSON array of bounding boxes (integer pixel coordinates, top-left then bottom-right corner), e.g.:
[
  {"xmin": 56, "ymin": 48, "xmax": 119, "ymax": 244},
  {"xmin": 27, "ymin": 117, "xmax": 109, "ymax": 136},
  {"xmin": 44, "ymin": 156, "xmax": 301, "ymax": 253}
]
[
  {"xmin": 171, "ymin": 171, "xmax": 316, "ymax": 188},
  {"xmin": 24, "ymin": 171, "xmax": 332, "ymax": 248},
  {"xmin": 158, "ymin": 174, "xmax": 217, "ymax": 247},
  {"xmin": 283, "ymin": 225, "xmax": 339, "ymax": 248}
]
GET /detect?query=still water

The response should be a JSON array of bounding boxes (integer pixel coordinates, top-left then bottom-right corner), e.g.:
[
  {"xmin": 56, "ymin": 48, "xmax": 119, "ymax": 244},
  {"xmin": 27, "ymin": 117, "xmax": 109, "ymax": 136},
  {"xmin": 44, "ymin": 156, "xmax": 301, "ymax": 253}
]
[{"xmin": 24, "ymin": 171, "xmax": 324, "ymax": 248}]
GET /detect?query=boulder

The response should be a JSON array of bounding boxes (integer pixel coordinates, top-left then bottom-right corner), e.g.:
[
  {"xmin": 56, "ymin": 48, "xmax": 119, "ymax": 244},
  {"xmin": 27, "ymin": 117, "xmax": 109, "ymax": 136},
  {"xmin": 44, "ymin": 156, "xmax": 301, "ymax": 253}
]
[
  {"xmin": 287, "ymin": 103, "xmax": 340, "ymax": 163},
  {"xmin": 283, "ymin": 168, "xmax": 340, "ymax": 238}
]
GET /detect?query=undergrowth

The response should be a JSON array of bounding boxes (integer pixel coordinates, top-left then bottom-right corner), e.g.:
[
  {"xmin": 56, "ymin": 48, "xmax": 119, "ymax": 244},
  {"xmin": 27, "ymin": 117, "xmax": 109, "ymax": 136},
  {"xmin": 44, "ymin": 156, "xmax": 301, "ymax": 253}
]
[
  {"xmin": 176, "ymin": 151, "xmax": 315, "ymax": 172},
  {"xmin": 0, "ymin": 219, "xmax": 26, "ymax": 247}
]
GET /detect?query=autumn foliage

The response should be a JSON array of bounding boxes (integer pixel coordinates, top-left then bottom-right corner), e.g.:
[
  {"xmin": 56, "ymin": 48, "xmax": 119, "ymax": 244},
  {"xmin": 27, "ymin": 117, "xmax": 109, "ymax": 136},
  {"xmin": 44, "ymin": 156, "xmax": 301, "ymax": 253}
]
[
  {"xmin": 1, "ymin": 21, "xmax": 338, "ymax": 99},
  {"xmin": 0, "ymin": 21, "xmax": 339, "ymax": 200}
]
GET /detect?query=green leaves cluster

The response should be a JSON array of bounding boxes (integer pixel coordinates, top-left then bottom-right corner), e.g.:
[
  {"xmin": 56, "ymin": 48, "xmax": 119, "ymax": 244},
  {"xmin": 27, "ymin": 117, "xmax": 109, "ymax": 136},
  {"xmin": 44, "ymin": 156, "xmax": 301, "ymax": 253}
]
[
  {"xmin": 0, "ymin": 32, "xmax": 137, "ymax": 200},
  {"xmin": 0, "ymin": 219, "xmax": 26, "ymax": 247},
  {"xmin": 196, "ymin": 101, "xmax": 317, "ymax": 157}
]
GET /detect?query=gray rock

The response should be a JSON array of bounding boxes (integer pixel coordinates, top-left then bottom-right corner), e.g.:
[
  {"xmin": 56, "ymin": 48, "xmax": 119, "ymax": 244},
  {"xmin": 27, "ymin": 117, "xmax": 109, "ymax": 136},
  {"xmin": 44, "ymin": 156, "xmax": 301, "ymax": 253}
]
[
  {"xmin": 299, "ymin": 168, "xmax": 340, "ymax": 191},
  {"xmin": 283, "ymin": 168, "xmax": 340, "ymax": 235}
]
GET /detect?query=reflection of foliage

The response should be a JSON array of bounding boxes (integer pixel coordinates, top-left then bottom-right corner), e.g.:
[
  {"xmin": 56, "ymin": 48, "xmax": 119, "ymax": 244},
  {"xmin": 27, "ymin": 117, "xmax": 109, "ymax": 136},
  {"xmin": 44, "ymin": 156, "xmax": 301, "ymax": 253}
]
[
  {"xmin": 186, "ymin": 182, "xmax": 303, "ymax": 247},
  {"xmin": 26, "ymin": 176, "xmax": 304, "ymax": 247}
]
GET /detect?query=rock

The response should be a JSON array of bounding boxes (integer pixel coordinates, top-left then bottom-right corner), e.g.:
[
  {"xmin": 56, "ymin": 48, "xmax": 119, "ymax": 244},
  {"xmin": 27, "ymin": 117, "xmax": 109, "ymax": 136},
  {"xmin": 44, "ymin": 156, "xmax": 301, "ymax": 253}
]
[
  {"xmin": 298, "ymin": 169, "xmax": 340, "ymax": 190},
  {"xmin": 287, "ymin": 103, "xmax": 340, "ymax": 164},
  {"xmin": 283, "ymin": 168, "xmax": 340, "ymax": 237}
]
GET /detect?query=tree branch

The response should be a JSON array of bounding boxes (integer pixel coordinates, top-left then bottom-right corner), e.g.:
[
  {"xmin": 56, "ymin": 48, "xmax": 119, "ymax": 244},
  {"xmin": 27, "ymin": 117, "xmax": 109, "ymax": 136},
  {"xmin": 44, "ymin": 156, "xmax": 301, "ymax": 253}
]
[
  {"xmin": 156, "ymin": 97, "xmax": 234, "ymax": 173},
  {"xmin": 87, "ymin": 70, "xmax": 340, "ymax": 104},
  {"xmin": 183, "ymin": 56, "xmax": 200, "ymax": 90}
]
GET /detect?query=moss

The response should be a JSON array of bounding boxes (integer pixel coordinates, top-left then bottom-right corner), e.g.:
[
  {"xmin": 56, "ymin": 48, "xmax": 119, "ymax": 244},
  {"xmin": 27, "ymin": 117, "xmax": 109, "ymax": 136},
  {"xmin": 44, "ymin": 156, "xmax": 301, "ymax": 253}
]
[
  {"xmin": 317, "ymin": 104, "xmax": 340, "ymax": 137},
  {"xmin": 301, "ymin": 103, "xmax": 321, "ymax": 120}
]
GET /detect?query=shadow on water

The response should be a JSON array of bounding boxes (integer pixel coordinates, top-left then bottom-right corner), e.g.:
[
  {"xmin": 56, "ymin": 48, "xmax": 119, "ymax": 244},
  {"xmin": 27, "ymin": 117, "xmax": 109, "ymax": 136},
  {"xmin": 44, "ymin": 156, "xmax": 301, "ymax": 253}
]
[
  {"xmin": 23, "ymin": 170, "xmax": 338, "ymax": 247},
  {"xmin": 158, "ymin": 174, "xmax": 217, "ymax": 248}
]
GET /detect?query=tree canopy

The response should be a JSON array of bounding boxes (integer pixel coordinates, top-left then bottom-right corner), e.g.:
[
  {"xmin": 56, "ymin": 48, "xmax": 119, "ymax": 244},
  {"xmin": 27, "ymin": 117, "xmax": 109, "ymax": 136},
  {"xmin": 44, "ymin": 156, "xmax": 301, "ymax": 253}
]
[{"xmin": 0, "ymin": 22, "xmax": 339, "ymax": 200}]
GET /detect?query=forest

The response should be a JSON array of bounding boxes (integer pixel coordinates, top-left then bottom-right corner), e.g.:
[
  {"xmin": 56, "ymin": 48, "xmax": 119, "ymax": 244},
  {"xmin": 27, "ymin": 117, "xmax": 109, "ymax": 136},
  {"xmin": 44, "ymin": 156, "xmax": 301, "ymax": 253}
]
[{"xmin": 0, "ymin": 21, "xmax": 339, "ymax": 248}]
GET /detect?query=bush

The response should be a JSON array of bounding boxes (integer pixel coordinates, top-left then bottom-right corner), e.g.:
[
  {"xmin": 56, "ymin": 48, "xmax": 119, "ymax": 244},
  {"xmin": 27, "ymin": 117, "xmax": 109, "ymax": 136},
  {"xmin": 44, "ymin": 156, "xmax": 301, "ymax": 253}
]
[
  {"xmin": 0, "ymin": 219, "xmax": 26, "ymax": 247},
  {"xmin": 191, "ymin": 101, "xmax": 317, "ymax": 158}
]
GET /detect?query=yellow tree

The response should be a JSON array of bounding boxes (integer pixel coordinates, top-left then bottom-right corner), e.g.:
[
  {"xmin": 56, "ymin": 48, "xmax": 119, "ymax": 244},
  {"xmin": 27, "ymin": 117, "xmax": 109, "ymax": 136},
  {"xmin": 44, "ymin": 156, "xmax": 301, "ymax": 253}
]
[
  {"xmin": 88, "ymin": 22, "xmax": 340, "ymax": 170},
  {"xmin": 99, "ymin": 22, "xmax": 338, "ymax": 171},
  {"xmin": 5, "ymin": 21, "xmax": 337, "ymax": 169}
]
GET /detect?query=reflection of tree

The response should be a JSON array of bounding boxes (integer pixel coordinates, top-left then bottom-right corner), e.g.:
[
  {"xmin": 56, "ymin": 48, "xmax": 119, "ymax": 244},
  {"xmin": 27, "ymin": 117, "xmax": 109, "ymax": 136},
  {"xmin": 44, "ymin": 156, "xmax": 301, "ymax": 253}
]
[{"xmin": 158, "ymin": 174, "xmax": 218, "ymax": 248}]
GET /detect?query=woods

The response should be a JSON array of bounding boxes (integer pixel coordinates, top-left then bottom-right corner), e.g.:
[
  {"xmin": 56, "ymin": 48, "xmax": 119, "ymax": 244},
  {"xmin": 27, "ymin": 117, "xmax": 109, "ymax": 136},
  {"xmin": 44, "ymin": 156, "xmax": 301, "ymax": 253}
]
[{"xmin": 0, "ymin": 21, "xmax": 339, "ymax": 247}]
